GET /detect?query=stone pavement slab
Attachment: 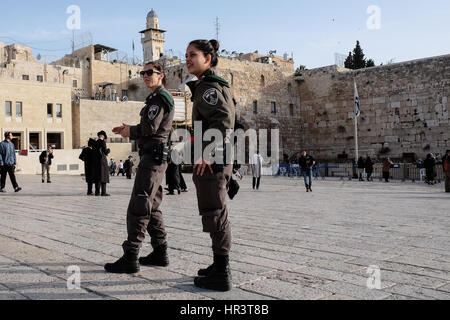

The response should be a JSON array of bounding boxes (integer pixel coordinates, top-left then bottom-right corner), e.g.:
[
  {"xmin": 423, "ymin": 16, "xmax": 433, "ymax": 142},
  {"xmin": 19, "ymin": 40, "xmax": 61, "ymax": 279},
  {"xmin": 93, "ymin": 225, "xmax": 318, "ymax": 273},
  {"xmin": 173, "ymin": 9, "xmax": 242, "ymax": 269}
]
[{"xmin": 0, "ymin": 175, "xmax": 449, "ymax": 300}]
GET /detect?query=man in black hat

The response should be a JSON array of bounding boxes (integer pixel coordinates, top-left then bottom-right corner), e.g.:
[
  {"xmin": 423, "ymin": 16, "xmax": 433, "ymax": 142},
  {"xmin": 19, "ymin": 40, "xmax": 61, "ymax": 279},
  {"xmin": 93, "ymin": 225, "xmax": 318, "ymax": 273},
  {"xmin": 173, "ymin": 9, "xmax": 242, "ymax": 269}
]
[{"xmin": 93, "ymin": 131, "xmax": 111, "ymax": 196}]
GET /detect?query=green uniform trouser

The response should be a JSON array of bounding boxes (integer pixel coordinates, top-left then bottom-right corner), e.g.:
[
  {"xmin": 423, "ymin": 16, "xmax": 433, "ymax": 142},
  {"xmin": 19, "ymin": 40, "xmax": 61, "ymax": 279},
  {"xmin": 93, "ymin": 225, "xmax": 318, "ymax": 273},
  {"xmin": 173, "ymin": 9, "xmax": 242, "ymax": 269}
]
[
  {"xmin": 193, "ymin": 164, "xmax": 232, "ymax": 256},
  {"xmin": 122, "ymin": 155, "xmax": 168, "ymax": 256},
  {"xmin": 42, "ymin": 164, "xmax": 50, "ymax": 182}
]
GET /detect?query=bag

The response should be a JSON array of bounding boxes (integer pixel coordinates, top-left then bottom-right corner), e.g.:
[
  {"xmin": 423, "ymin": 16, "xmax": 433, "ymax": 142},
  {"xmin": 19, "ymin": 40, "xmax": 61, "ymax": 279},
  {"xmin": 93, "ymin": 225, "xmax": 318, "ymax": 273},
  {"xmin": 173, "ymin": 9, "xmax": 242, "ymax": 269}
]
[{"xmin": 228, "ymin": 177, "xmax": 240, "ymax": 200}]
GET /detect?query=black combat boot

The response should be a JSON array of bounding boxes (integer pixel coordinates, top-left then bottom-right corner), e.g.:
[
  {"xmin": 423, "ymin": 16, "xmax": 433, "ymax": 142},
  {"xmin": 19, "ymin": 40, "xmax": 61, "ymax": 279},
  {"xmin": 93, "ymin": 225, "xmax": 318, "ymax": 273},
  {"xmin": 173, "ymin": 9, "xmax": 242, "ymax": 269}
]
[
  {"xmin": 104, "ymin": 251, "xmax": 140, "ymax": 274},
  {"xmin": 139, "ymin": 244, "xmax": 169, "ymax": 267},
  {"xmin": 194, "ymin": 255, "xmax": 232, "ymax": 292}
]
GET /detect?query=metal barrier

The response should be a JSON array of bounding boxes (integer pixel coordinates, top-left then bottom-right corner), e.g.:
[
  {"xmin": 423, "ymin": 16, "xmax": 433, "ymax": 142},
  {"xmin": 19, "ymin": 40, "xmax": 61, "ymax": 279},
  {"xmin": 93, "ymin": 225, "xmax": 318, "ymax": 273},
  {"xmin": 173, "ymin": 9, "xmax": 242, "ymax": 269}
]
[{"xmin": 275, "ymin": 163, "xmax": 445, "ymax": 182}]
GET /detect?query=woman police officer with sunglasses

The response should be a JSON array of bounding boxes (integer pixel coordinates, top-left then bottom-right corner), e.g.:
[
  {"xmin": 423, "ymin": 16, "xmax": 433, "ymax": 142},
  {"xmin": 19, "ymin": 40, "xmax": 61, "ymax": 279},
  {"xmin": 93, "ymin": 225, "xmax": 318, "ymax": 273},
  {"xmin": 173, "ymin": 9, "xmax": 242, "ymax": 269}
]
[
  {"xmin": 186, "ymin": 39, "xmax": 235, "ymax": 291},
  {"xmin": 105, "ymin": 62, "xmax": 175, "ymax": 274}
]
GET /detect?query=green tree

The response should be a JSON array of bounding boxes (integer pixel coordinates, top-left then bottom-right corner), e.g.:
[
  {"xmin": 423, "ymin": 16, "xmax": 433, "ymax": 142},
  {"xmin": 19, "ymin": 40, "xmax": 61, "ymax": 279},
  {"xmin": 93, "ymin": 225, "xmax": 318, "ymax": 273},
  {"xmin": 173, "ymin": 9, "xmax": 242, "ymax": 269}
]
[
  {"xmin": 352, "ymin": 41, "xmax": 366, "ymax": 69},
  {"xmin": 344, "ymin": 41, "xmax": 376, "ymax": 69},
  {"xmin": 295, "ymin": 65, "xmax": 307, "ymax": 76},
  {"xmin": 366, "ymin": 59, "xmax": 375, "ymax": 67},
  {"xmin": 344, "ymin": 52, "xmax": 354, "ymax": 69}
]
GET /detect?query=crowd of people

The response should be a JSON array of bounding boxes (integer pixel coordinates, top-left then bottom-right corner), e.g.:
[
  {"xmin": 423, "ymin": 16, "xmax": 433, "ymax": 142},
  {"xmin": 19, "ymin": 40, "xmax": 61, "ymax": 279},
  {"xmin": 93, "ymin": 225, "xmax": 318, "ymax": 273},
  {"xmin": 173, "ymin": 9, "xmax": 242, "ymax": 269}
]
[{"xmin": 109, "ymin": 157, "xmax": 135, "ymax": 179}]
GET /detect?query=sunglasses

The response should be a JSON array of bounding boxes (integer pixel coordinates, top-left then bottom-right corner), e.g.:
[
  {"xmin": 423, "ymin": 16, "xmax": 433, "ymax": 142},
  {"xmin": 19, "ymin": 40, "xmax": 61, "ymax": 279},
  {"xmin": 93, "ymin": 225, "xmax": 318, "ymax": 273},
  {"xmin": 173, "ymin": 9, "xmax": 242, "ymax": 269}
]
[{"xmin": 140, "ymin": 69, "xmax": 162, "ymax": 77}]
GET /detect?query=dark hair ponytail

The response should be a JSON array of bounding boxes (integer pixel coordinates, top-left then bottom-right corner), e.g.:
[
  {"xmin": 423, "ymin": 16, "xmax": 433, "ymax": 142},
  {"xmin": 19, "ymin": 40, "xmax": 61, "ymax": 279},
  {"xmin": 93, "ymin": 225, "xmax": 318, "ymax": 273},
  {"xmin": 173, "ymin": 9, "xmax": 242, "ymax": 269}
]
[{"xmin": 189, "ymin": 39, "xmax": 220, "ymax": 67}]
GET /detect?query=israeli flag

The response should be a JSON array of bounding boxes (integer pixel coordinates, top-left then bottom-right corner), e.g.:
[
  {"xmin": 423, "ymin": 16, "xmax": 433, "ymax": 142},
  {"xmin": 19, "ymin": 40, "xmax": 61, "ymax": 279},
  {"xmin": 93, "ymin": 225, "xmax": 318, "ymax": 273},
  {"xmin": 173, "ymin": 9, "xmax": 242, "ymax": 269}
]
[{"xmin": 354, "ymin": 81, "xmax": 361, "ymax": 118}]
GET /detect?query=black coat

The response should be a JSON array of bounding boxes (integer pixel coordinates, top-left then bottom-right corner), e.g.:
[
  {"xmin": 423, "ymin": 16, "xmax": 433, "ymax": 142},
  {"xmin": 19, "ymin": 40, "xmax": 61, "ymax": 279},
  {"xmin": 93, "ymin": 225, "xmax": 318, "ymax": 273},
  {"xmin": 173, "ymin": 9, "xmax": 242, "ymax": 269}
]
[
  {"xmin": 357, "ymin": 157, "xmax": 365, "ymax": 169},
  {"xmin": 365, "ymin": 158, "xmax": 374, "ymax": 172},
  {"xmin": 92, "ymin": 139, "xmax": 110, "ymax": 184},
  {"xmin": 39, "ymin": 151, "xmax": 54, "ymax": 165},
  {"xmin": 79, "ymin": 147, "xmax": 95, "ymax": 183},
  {"xmin": 424, "ymin": 157, "xmax": 436, "ymax": 179},
  {"xmin": 166, "ymin": 162, "xmax": 180, "ymax": 191}
]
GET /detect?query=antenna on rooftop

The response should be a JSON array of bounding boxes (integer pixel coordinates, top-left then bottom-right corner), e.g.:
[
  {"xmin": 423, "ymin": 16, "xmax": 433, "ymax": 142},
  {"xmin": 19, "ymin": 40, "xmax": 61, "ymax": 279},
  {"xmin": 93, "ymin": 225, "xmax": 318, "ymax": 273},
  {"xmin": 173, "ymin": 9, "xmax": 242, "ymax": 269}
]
[{"xmin": 215, "ymin": 17, "xmax": 220, "ymax": 42}]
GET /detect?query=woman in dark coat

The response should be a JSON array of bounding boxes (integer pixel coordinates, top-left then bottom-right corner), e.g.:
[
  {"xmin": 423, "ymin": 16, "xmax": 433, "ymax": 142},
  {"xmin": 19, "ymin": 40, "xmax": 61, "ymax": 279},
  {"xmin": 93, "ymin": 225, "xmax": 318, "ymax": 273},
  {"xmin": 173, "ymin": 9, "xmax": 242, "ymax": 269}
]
[
  {"xmin": 424, "ymin": 153, "xmax": 436, "ymax": 185},
  {"xmin": 93, "ymin": 131, "xmax": 111, "ymax": 196},
  {"xmin": 79, "ymin": 138, "xmax": 96, "ymax": 195},
  {"xmin": 365, "ymin": 156, "xmax": 374, "ymax": 182},
  {"xmin": 166, "ymin": 160, "xmax": 180, "ymax": 195}
]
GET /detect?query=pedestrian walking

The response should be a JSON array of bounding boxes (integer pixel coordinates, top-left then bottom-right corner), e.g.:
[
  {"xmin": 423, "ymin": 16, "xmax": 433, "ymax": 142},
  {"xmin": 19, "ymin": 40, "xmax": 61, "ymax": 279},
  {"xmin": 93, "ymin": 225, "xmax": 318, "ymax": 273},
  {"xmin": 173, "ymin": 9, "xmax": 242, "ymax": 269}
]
[
  {"xmin": 124, "ymin": 156, "xmax": 134, "ymax": 180},
  {"xmin": 0, "ymin": 132, "xmax": 21, "ymax": 193},
  {"xmin": 424, "ymin": 154, "xmax": 436, "ymax": 185},
  {"xmin": 382, "ymin": 157, "xmax": 394, "ymax": 182},
  {"xmin": 39, "ymin": 146, "xmax": 54, "ymax": 183},
  {"xmin": 109, "ymin": 159, "xmax": 117, "ymax": 176},
  {"xmin": 251, "ymin": 152, "xmax": 264, "ymax": 190},
  {"xmin": 365, "ymin": 156, "xmax": 374, "ymax": 182},
  {"xmin": 117, "ymin": 160, "xmax": 125, "ymax": 176},
  {"xmin": 299, "ymin": 151, "xmax": 315, "ymax": 192},
  {"xmin": 357, "ymin": 156, "xmax": 365, "ymax": 181},
  {"xmin": 105, "ymin": 61, "xmax": 174, "ymax": 274}
]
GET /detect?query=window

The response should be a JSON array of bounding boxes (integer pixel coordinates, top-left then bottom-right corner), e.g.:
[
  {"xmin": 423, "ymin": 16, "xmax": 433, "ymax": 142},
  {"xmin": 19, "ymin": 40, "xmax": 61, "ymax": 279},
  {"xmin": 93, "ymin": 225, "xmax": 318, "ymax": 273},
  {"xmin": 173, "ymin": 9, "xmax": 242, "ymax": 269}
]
[
  {"xmin": 289, "ymin": 104, "xmax": 294, "ymax": 117},
  {"xmin": 288, "ymin": 83, "xmax": 292, "ymax": 94},
  {"xmin": 47, "ymin": 104, "xmax": 53, "ymax": 118},
  {"xmin": 22, "ymin": 75, "xmax": 29, "ymax": 80},
  {"xmin": 47, "ymin": 133, "xmax": 63, "ymax": 149},
  {"xmin": 37, "ymin": 75, "xmax": 44, "ymax": 82},
  {"xmin": 29, "ymin": 133, "xmax": 40, "ymax": 150},
  {"xmin": 5, "ymin": 101, "xmax": 12, "ymax": 117},
  {"xmin": 56, "ymin": 104, "xmax": 62, "ymax": 118},
  {"xmin": 122, "ymin": 90, "xmax": 128, "ymax": 99},
  {"xmin": 260, "ymin": 75, "xmax": 265, "ymax": 87},
  {"xmin": 253, "ymin": 100, "xmax": 258, "ymax": 114},
  {"xmin": 73, "ymin": 80, "xmax": 78, "ymax": 88},
  {"xmin": 16, "ymin": 102, "xmax": 22, "ymax": 117},
  {"xmin": 271, "ymin": 102, "xmax": 277, "ymax": 114}
]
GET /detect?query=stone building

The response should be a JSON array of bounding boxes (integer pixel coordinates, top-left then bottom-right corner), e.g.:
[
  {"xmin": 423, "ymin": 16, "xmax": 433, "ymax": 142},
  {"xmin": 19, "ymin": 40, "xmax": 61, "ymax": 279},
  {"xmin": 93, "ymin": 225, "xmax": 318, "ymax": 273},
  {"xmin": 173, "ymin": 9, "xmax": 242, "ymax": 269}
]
[{"xmin": 0, "ymin": 43, "xmax": 74, "ymax": 151}]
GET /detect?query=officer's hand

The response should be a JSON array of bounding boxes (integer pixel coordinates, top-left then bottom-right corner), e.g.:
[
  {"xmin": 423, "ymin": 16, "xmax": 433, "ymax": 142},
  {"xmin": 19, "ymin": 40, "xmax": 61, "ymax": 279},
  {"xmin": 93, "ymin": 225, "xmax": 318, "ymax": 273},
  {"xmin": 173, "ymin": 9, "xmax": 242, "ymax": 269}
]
[
  {"xmin": 194, "ymin": 158, "xmax": 213, "ymax": 176},
  {"xmin": 112, "ymin": 126, "xmax": 125, "ymax": 134},
  {"xmin": 119, "ymin": 126, "xmax": 131, "ymax": 139}
]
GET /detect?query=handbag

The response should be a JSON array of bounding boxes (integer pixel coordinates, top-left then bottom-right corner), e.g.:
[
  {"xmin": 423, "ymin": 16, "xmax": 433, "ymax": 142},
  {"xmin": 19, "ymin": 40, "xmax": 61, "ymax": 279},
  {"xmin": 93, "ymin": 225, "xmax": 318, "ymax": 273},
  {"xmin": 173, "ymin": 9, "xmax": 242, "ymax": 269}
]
[{"xmin": 228, "ymin": 177, "xmax": 240, "ymax": 200}]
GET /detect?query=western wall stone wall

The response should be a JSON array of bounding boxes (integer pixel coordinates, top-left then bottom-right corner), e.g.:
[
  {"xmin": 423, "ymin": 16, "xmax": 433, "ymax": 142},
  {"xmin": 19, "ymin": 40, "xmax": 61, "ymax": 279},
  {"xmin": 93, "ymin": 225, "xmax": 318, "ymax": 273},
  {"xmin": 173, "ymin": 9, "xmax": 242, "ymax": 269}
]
[{"xmin": 296, "ymin": 55, "xmax": 450, "ymax": 161}]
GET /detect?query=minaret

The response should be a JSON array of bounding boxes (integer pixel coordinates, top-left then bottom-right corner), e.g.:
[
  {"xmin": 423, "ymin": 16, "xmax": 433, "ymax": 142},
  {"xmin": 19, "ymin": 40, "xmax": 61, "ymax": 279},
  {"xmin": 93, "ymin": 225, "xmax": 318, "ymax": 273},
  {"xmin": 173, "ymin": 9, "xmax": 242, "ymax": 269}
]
[{"xmin": 140, "ymin": 9, "xmax": 166, "ymax": 63}]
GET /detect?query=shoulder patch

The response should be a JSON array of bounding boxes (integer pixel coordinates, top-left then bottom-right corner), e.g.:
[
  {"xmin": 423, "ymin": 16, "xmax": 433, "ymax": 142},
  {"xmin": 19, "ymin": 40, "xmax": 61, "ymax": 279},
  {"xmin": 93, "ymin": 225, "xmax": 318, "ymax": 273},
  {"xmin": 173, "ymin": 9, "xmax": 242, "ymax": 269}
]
[
  {"xmin": 203, "ymin": 88, "xmax": 219, "ymax": 106},
  {"xmin": 159, "ymin": 91, "xmax": 174, "ymax": 112},
  {"xmin": 148, "ymin": 105, "xmax": 161, "ymax": 121},
  {"xmin": 204, "ymin": 75, "xmax": 230, "ymax": 88}
]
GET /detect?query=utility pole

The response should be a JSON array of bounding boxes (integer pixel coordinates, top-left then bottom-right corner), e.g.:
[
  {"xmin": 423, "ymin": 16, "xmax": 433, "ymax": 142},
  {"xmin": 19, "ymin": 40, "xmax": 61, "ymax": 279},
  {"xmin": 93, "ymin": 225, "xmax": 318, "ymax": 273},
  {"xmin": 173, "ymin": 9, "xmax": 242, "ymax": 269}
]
[{"xmin": 72, "ymin": 30, "xmax": 75, "ymax": 53}]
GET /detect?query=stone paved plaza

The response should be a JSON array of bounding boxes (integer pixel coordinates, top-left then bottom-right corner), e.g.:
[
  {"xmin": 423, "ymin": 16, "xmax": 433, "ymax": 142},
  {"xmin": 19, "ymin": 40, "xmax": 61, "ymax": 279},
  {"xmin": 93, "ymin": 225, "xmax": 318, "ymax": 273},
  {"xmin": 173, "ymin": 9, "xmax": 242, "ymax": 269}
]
[{"xmin": 0, "ymin": 174, "xmax": 449, "ymax": 300}]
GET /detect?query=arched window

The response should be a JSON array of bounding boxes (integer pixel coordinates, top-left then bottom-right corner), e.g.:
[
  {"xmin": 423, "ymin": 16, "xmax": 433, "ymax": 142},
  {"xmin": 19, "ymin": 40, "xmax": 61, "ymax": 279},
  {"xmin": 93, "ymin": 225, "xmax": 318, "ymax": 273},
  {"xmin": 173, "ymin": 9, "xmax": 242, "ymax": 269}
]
[{"xmin": 260, "ymin": 75, "xmax": 265, "ymax": 87}]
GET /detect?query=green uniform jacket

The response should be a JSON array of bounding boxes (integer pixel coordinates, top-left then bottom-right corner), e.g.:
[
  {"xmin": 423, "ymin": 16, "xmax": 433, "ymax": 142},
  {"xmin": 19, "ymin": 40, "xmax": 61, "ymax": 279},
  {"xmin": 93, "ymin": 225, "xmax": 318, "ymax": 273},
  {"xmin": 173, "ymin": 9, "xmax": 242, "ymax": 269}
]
[
  {"xmin": 187, "ymin": 69, "xmax": 235, "ymax": 164},
  {"xmin": 130, "ymin": 86, "xmax": 175, "ymax": 154}
]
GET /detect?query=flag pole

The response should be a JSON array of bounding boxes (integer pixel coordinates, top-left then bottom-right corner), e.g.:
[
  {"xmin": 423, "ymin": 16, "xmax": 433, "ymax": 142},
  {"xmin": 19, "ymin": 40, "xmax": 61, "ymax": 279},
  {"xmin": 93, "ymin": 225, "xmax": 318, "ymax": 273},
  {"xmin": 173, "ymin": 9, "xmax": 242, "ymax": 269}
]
[
  {"xmin": 355, "ymin": 108, "xmax": 359, "ymax": 161},
  {"xmin": 354, "ymin": 80, "xmax": 359, "ymax": 162}
]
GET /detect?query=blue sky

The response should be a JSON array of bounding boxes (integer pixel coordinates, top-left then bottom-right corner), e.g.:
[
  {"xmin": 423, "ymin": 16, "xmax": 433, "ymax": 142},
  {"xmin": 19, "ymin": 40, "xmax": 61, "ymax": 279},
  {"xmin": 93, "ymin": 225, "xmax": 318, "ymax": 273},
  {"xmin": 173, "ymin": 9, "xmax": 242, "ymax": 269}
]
[{"xmin": 1, "ymin": 0, "xmax": 449, "ymax": 68}]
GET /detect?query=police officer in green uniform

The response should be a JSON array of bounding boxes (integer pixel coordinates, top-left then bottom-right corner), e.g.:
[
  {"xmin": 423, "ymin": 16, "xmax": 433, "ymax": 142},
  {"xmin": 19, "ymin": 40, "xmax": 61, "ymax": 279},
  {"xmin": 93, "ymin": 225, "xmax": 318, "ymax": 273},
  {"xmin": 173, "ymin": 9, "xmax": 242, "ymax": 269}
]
[
  {"xmin": 186, "ymin": 39, "xmax": 235, "ymax": 291},
  {"xmin": 105, "ymin": 62, "xmax": 174, "ymax": 274}
]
